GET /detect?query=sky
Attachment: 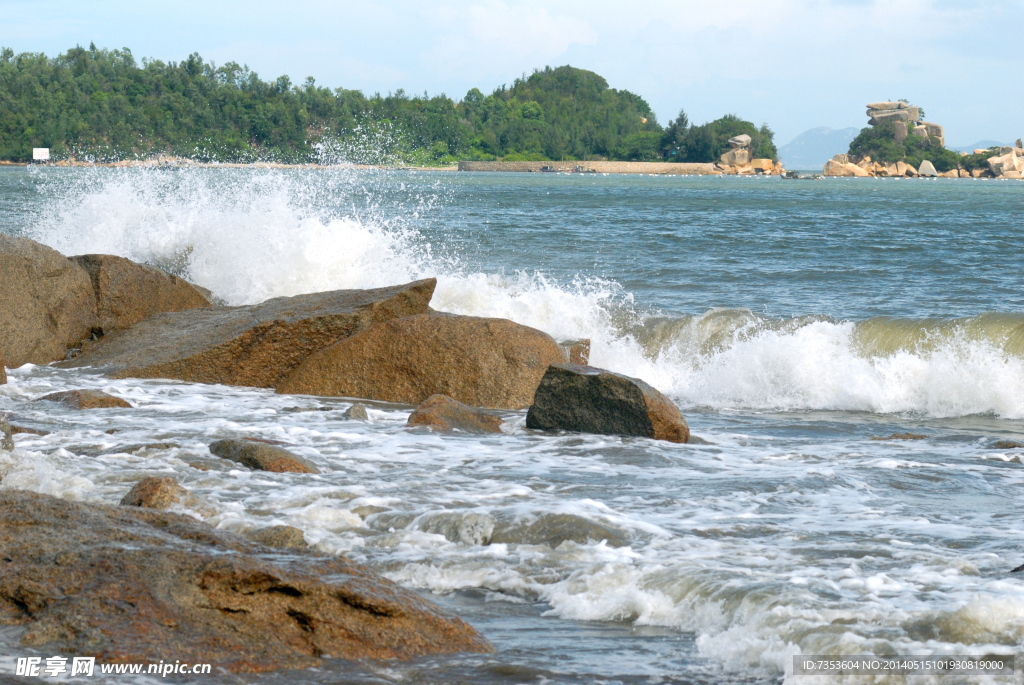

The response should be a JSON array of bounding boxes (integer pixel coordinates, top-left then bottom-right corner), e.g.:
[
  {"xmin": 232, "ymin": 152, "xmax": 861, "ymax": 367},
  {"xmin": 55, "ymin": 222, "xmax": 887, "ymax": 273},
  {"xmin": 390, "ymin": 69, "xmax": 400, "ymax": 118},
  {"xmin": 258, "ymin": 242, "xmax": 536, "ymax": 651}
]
[{"xmin": 1, "ymin": 0, "xmax": 1021, "ymax": 147}]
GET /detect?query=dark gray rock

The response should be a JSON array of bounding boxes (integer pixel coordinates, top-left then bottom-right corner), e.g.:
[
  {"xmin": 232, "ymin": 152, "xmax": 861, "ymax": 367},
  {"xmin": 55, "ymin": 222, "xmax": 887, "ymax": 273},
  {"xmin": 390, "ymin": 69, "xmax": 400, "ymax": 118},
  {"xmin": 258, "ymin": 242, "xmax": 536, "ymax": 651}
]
[
  {"xmin": 343, "ymin": 403, "xmax": 369, "ymax": 420},
  {"xmin": 526, "ymin": 364, "xmax": 689, "ymax": 443}
]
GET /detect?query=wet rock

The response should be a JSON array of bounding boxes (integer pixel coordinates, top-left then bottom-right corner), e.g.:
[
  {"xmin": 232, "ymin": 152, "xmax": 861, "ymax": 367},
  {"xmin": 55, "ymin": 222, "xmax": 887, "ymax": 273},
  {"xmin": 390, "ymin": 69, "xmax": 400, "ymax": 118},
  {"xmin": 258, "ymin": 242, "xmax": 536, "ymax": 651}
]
[
  {"xmin": 559, "ymin": 339, "xmax": 591, "ymax": 365},
  {"xmin": 36, "ymin": 389, "xmax": 133, "ymax": 409},
  {"xmin": 1, "ymin": 415, "xmax": 12, "ymax": 451},
  {"xmin": 491, "ymin": 513, "xmax": 629, "ymax": 548},
  {"xmin": 991, "ymin": 440, "xmax": 1024, "ymax": 449},
  {"xmin": 415, "ymin": 512, "xmax": 495, "ymax": 546},
  {"xmin": 9, "ymin": 423, "xmax": 49, "ymax": 436},
  {"xmin": 246, "ymin": 525, "xmax": 307, "ymax": 549},
  {"xmin": 871, "ymin": 432, "xmax": 926, "ymax": 441},
  {"xmin": 62, "ymin": 279, "xmax": 436, "ymax": 388},
  {"xmin": 279, "ymin": 312, "xmax": 565, "ymax": 410},
  {"xmin": 0, "ymin": 234, "xmax": 98, "ymax": 367},
  {"xmin": 70, "ymin": 254, "xmax": 211, "ymax": 334},
  {"xmin": 407, "ymin": 395, "xmax": 503, "ymax": 435},
  {"xmin": 119, "ymin": 476, "xmax": 213, "ymax": 516},
  {"xmin": 1012, "ymin": 562, "xmax": 1024, "ymax": 573},
  {"xmin": 0, "ymin": 352, "xmax": 6, "ymax": 385},
  {"xmin": 0, "ymin": 489, "xmax": 491, "ymax": 672},
  {"xmin": 918, "ymin": 160, "xmax": 938, "ymax": 177},
  {"xmin": 526, "ymin": 364, "xmax": 690, "ymax": 444},
  {"xmin": 209, "ymin": 439, "xmax": 319, "ymax": 474},
  {"xmin": 343, "ymin": 403, "xmax": 369, "ymax": 420}
]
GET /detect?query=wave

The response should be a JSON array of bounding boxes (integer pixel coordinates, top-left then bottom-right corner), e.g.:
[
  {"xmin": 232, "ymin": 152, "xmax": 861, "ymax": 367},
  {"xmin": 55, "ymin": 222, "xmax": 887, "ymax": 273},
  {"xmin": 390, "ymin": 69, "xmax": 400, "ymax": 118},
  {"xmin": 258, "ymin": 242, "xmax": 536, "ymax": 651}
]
[{"xmin": 22, "ymin": 166, "xmax": 1024, "ymax": 419}]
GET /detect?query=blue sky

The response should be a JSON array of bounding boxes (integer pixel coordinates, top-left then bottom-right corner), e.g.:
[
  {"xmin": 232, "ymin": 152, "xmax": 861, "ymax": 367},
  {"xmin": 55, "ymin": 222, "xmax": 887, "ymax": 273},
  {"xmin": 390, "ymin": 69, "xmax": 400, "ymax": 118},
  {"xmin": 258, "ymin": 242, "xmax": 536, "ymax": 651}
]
[{"xmin": 2, "ymin": 0, "xmax": 1021, "ymax": 146}]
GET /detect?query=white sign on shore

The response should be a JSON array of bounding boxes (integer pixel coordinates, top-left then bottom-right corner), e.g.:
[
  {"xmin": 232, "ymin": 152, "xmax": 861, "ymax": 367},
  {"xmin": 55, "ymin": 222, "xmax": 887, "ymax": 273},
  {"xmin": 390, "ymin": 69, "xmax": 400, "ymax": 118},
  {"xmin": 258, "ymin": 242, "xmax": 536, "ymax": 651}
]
[{"xmin": 32, "ymin": 148, "xmax": 50, "ymax": 161}]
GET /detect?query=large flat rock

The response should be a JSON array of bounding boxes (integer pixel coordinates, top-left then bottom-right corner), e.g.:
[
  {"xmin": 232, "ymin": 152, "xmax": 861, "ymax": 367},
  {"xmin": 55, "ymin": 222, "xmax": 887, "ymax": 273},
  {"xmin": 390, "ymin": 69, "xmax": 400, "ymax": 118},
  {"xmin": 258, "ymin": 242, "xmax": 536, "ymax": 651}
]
[
  {"xmin": 61, "ymin": 279, "xmax": 436, "ymax": 387},
  {"xmin": 0, "ymin": 489, "xmax": 491, "ymax": 672}
]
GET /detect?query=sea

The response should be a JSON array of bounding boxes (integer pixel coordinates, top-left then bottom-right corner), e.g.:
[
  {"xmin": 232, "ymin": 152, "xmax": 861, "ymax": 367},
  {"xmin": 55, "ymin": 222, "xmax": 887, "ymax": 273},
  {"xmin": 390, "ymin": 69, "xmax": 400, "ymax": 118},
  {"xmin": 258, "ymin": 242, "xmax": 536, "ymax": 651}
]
[{"xmin": 0, "ymin": 165, "xmax": 1022, "ymax": 684}]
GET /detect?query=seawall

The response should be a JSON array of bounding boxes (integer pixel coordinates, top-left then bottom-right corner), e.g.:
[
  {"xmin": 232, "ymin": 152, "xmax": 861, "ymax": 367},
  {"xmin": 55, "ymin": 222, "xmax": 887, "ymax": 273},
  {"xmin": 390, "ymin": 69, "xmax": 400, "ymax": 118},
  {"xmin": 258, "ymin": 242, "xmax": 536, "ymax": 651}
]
[{"xmin": 457, "ymin": 161, "xmax": 718, "ymax": 175}]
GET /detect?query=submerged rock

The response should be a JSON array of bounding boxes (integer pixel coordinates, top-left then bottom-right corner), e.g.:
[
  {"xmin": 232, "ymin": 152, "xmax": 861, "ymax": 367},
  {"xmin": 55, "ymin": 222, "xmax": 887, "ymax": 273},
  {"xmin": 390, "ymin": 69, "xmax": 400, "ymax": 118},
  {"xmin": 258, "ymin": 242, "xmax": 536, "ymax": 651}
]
[
  {"xmin": 490, "ymin": 512, "xmax": 629, "ymax": 548},
  {"xmin": 209, "ymin": 439, "xmax": 319, "ymax": 474},
  {"xmin": 415, "ymin": 511, "xmax": 495, "ymax": 546},
  {"xmin": 71, "ymin": 254, "xmax": 211, "ymax": 335},
  {"xmin": 871, "ymin": 432, "xmax": 926, "ymax": 441},
  {"xmin": 1, "ymin": 415, "xmax": 12, "ymax": 451},
  {"xmin": 527, "ymin": 364, "xmax": 689, "ymax": 443},
  {"xmin": 407, "ymin": 395, "xmax": 504, "ymax": 435},
  {"xmin": 62, "ymin": 279, "xmax": 436, "ymax": 388},
  {"xmin": 343, "ymin": 403, "xmax": 369, "ymax": 420},
  {"xmin": 0, "ymin": 489, "xmax": 491, "ymax": 672},
  {"xmin": 278, "ymin": 312, "xmax": 565, "ymax": 410},
  {"xmin": 246, "ymin": 525, "xmax": 308, "ymax": 549},
  {"xmin": 36, "ymin": 389, "xmax": 133, "ymax": 409},
  {"xmin": 992, "ymin": 440, "xmax": 1024, "ymax": 449},
  {"xmin": 1, "ymin": 352, "xmax": 6, "ymax": 385},
  {"xmin": 0, "ymin": 234, "xmax": 98, "ymax": 367}
]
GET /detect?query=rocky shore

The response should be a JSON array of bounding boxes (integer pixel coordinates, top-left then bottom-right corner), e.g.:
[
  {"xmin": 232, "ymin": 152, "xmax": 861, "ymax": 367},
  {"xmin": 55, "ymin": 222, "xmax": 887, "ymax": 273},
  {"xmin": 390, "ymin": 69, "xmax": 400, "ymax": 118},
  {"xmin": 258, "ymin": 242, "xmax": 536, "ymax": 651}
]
[{"xmin": 0, "ymin": 235, "xmax": 693, "ymax": 673}]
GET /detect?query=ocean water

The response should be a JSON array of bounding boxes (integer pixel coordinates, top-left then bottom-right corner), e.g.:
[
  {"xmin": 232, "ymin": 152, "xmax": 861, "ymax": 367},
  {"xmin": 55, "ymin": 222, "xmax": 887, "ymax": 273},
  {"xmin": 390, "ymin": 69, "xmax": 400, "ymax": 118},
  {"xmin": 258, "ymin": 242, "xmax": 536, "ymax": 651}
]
[{"xmin": 1, "ymin": 166, "xmax": 1023, "ymax": 684}]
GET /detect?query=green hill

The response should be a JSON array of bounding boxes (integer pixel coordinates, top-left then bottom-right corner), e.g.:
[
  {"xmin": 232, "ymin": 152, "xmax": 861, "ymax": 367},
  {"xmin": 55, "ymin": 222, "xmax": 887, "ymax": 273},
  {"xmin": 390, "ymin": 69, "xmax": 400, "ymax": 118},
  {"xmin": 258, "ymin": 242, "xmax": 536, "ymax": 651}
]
[{"xmin": 0, "ymin": 44, "xmax": 776, "ymax": 164}]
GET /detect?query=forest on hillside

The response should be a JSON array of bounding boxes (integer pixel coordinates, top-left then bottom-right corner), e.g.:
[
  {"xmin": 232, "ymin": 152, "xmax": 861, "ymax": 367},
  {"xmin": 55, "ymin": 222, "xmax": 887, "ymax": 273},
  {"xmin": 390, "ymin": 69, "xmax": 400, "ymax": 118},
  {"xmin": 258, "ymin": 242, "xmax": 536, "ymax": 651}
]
[{"xmin": 0, "ymin": 44, "xmax": 778, "ymax": 164}]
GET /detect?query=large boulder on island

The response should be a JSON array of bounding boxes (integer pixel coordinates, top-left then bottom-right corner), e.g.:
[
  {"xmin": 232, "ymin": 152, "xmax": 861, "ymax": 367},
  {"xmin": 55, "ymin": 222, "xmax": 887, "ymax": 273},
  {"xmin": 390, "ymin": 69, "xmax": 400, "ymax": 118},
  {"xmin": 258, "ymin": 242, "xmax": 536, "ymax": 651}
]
[
  {"xmin": 0, "ymin": 234, "xmax": 98, "ymax": 367},
  {"xmin": 277, "ymin": 312, "xmax": 566, "ymax": 410},
  {"xmin": 70, "ymin": 254, "xmax": 211, "ymax": 335},
  {"xmin": 61, "ymin": 279, "xmax": 437, "ymax": 387},
  {"xmin": 918, "ymin": 160, "xmax": 938, "ymax": 177},
  {"xmin": 0, "ymin": 489, "xmax": 491, "ymax": 673},
  {"xmin": 526, "ymin": 363, "xmax": 690, "ymax": 443}
]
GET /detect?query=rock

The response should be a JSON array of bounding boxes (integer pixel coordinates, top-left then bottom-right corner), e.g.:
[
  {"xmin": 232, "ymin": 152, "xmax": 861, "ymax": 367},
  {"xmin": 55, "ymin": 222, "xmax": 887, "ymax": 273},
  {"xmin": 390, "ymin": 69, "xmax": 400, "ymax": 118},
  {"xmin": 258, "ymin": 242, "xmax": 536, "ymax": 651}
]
[
  {"xmin": 61, "ymin": 279, "xmax": 436, "ymax": 388},
  {"xmin": 720, "ymin": 149, "xmax": 750, "ymax": 166},
  {"xmin": 343, "ymin": 403, "xmax": 369, "ymax": 420},
  {"xmin": 823, "ymin": 160, "xmax": 869, "ymax": 177},
  {"xmin": 0, "ymin": 352, "xmax": 5, "ymax": 385},
  {"xmin": 751, "ymin": 158, "xmax": 774, "ymax": 172},
  {"xmin": 938, "ymin": 170, "xmax": 959, "ymax": 178},
  {"xmin": 415, "ymin": 512, "xmax": 495, "ymax": 546},
  {"xmin": 870, "ymin": 432, "xmax": 926, "ymax": 441},
  {"xmin": 119, "ymin": 476, "xmax": 213, "ymax": 516},
  {"xmin": 209, "ymin": 439, "xmax": 319, "ymax": 474},
  {"xmin": 971, "ymin": 168, "xmax": 987, "ymax": 178},
  {"xmin": 8, "ymin": 423, "xmax": 49, "ymax": 436},
  {"xmin": 868, "ymin": 109, "xmax": 912, "ymax": 125},
  {"xmin": 1017, "ymin": 138, "xmax": 1023, "ymax": 148},
  {"xmin": 407, "ymin": 395, "xmax": 503, "ymax": 435},
  {"xmin": 1, "ymin": 415, "xmax": 12, "ymax": 451},
  {"xmin": 278, "ymin": 312, "xmax": 566, "ymax": 410},
  {"xmin": 866, "ymin": 101, "xmax": 902, "ymax": 111},
  {"xmin": 911, "ymin": 126, "xmax": 929, "ymax": 139},
  {"xmin": 727, "ymin": 134, "xmax": 751, "ymax": 149},
  {"xmin": 490, "ymin": 512, "xmax": 629, "ymax": 548},
  {"xmin": 0, "ymin": 489, "xmax": 491, "ymax": 671},
  {"xmin": 0, "ymin": 235, "xmax": 98, "ymax": 367},
  {"xmin": 1004, "ymin": 171, "xmax": 1024, "ymax": 179},
  {"xmin": 988, "ymin": 151, "xmax": 1023, "ymax": 177},
  {"xmin": 991, "ymin": 440, "xmax": 1024, "ymax": 449},
  {"xmin": 35, "ymin": 389, "xmax": 132, "ymax": 409},
  {"xmin": 893, "ymin": 121, "xmax": 908, "ymax": 142},
  {"xmin": 559, "ymin": 339, "xmax": 591, "ymax": 365},
  {"xmin": 831, "ymin": 153, "xmax": 850, "ymax": 164},
  {"xmin": 886, "ymin": 163, "xmax": 900, "ymax": 177},
  {"xmin": 959, "ymin": 168, "xmax": 971, "ymax": 178},
  {"xmin": 526, "ymin": 363, "xmax": 689, "ymax": 443},
  {"xmin": 246, "ymin": 525, "xmax": 307, "ymax": 549},
  {"xmin": 70, "ymin": 254, "xmax": 211, "ymax": 335}
]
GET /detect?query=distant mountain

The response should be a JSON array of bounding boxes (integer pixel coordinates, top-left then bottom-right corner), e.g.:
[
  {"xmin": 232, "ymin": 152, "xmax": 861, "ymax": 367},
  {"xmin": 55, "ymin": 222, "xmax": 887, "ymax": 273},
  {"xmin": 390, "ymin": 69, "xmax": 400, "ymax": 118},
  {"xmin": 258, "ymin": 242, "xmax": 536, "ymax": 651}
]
[
  {"xmin": 949, "ymin": 140, "xmax": 1011, "ymax": 153},
  {"xmin": 778, "ymin": 127, "xmax": 860, "ymax": 170}
]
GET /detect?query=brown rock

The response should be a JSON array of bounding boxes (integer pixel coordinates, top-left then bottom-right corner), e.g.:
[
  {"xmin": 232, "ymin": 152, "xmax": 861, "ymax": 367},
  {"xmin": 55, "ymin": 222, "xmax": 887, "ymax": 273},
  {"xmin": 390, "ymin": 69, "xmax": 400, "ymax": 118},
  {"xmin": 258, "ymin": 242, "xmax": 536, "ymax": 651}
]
[
  {"xmin": 823, "ymin": 160, "xmax": 869, "ymax": 177},
  {"xmin": 407, "ymin": 395, "xmax": 503, "ymax": 434},
  {"xmin": 0, "ymin": 489, "xmax": 491, "ymax": 672},
  {"xmin": 246, "ymin": 525, "xmax": 308, "ymax": 549},
  {"xmin": 559, "ymin": 339, "xmax": 591, "ymax": 365},
  {"xmin": 992, "ymin": 440, "xmax": 1024, "ymax": 449},
  {"xmin": 526, "ymin": 364, "xmax": 690, "ymax": 443},
  {"xmin": 36, "ymin": 389, "xmax": 132, "ymax": 409},
  {"xmin": 119, "ymin": 476, "xmax": 213, "ymax": 516},
  {"xmin": 720, "ymin": 149, "xmax": 750, "ymax": 166},
  {"xmin": 70, "ymin": 254, "xmax": 211, "ymax": 334},
  {"xmin": 0, "ymin": 234, "xmax": 98, "ymax": 367},
  {"xmin": 1, "ymin": 351, "xmax": 6, "ymax": 385},
  {"xmin": 1, "ymin": 415, "xmax": 12, "ymax": 451},
  {"xmin": 750, "ymin": 158, "xmax": 774, "ymax": 172},
  {"xmin": 871, "ymin": 432, "xmax": 926, "ymax": 441},
  {"xmin": 61, "ymin": 279, "xmax": 436, "ymax": 388},
  {"xmin": 278, "ymin": 312, "xmax": 566, "ymax": 410},
  {"xmin": 959, "ymin": 169, "xmax": 971, "ymax": 178},
  {"xmin": 209, "ymin": 439, "xmax": 319, "ymax": 474}
]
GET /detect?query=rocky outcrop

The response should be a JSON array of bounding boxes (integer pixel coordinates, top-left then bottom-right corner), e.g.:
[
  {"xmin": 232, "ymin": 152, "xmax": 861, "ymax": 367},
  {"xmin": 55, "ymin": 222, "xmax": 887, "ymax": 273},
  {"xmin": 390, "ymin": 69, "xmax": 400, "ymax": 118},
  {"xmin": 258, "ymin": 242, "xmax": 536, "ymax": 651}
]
[
  {"xmin": 988, "ymin": 148, "xmax": 1024, "ymax": 178},
  {"xmin": 824, "ymin": 158, "xmax": 870, "ymax": 177},
  {"xmin": 278, "ymin": 312, "xmax": 566, "ymax": 410},
  {"xmin": 407, "ymin": 395, "xmax": 504, "ymax": 434},
  {"xmin": 728, "ymin": 134, "xmax": 752, "ymax": 148},
  {"xmin": 526, "ymin": 364, "xmax": 690, "ymax": 443},
  {"xmin": 0, "ymin": 489, "xmax": 491, "ymax": 672},
  {"xmin": 246, "ymin": 525, "xmax": 308, "ymax": 549},
  {"xmin": 0, "ymin": 234, "xmax": 98, "ymax": 367},
  {"xmin": 70, "ymin": 254, "xmax": 211, "ymax": 335},
  {"xmin": 36, "ymin": 389, "xmax": 133, "ymax": 409},
  {"xmin": 719, "ymin": 148, "xmax": 750, "ymax": 166},
  {"xmin": 209, "ymin": 439, "xmax": 319, "ymax": 474},
  {"xmin": 61, "ymin": 279, "xmax": 437, "ymax": 388}
]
